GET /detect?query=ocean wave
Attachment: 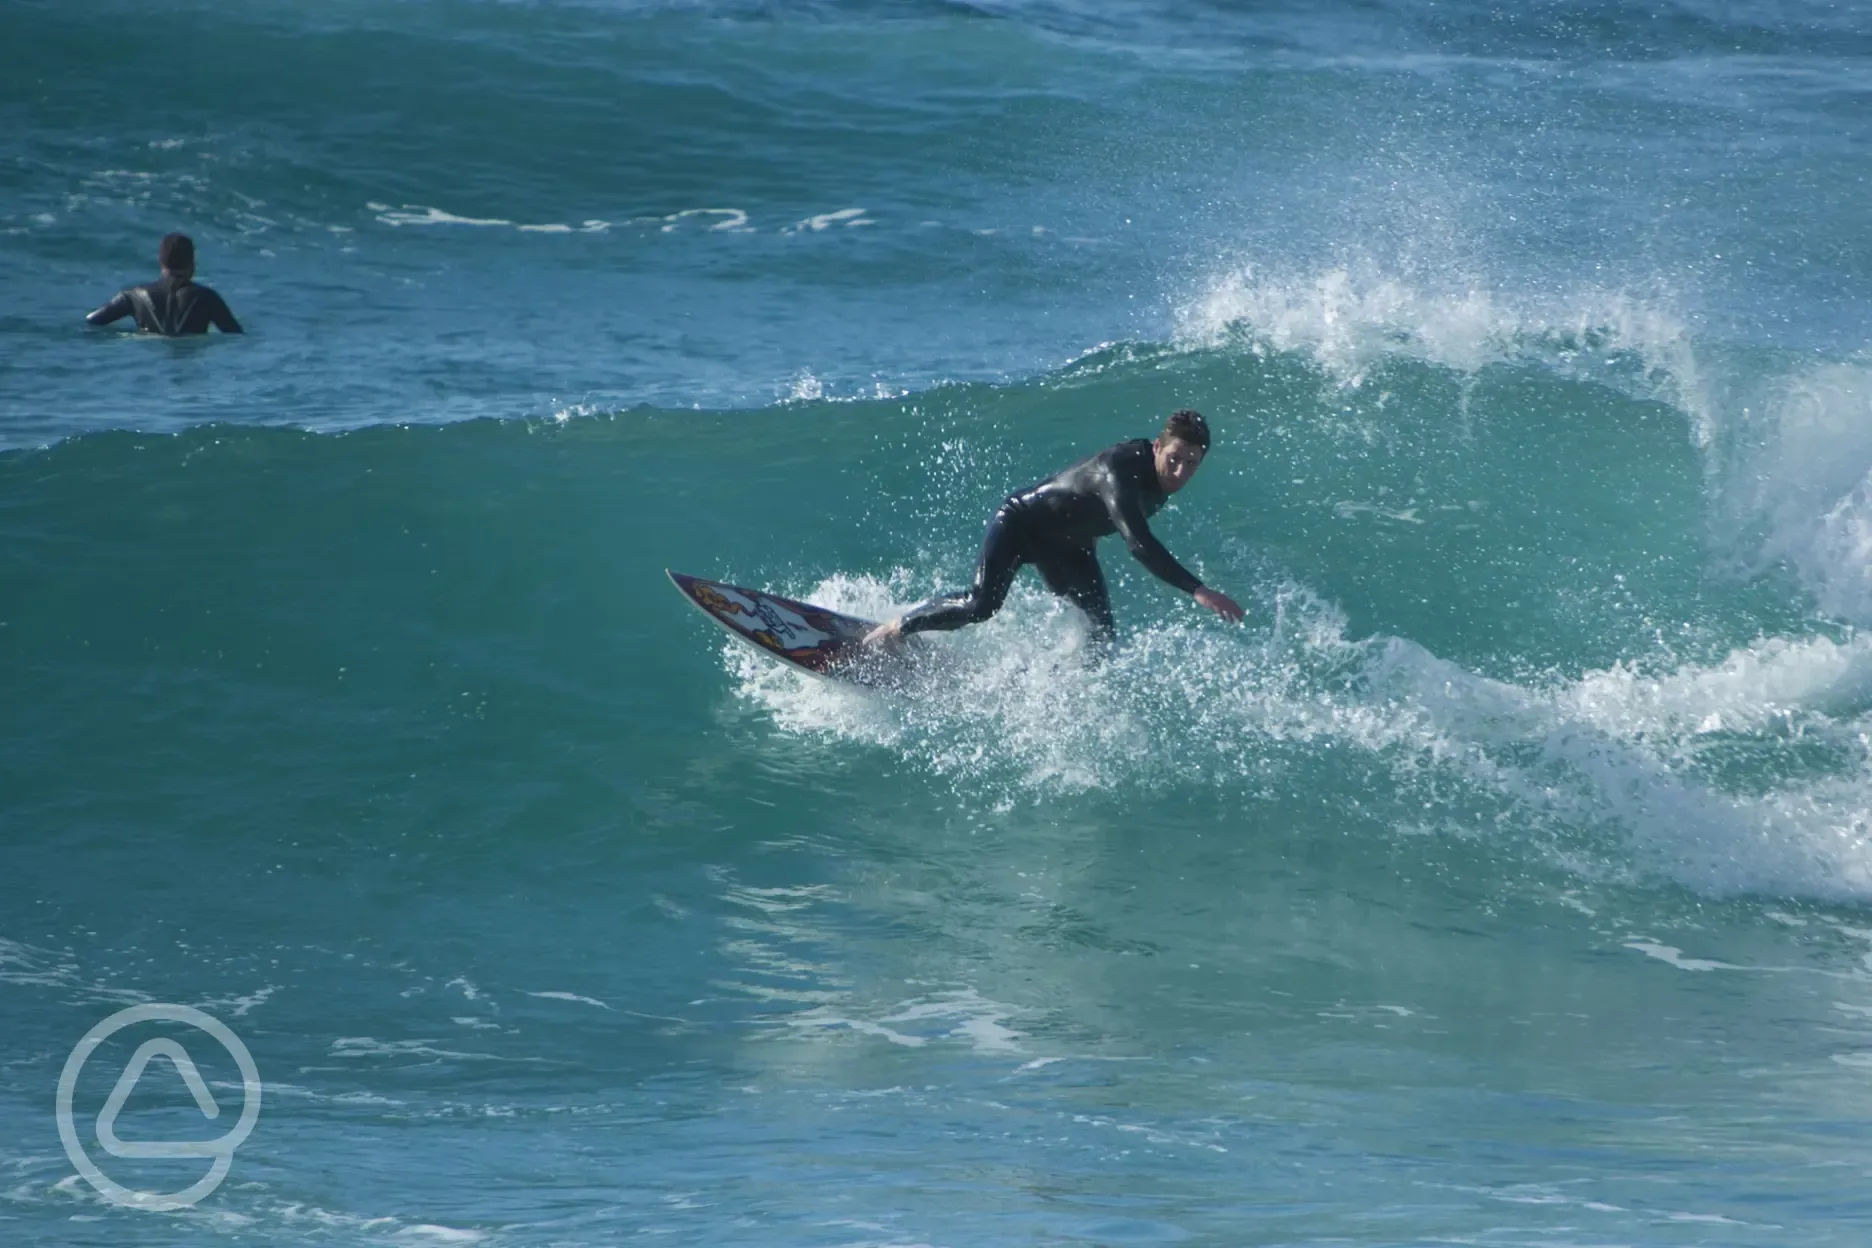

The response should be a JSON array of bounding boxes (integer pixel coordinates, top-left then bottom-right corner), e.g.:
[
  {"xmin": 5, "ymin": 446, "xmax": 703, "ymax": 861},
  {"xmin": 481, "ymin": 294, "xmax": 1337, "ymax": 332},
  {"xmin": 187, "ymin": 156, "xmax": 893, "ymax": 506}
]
[{"xmin": 1176, "ymin": 259, "xmax": 1711, "ymax": 439}]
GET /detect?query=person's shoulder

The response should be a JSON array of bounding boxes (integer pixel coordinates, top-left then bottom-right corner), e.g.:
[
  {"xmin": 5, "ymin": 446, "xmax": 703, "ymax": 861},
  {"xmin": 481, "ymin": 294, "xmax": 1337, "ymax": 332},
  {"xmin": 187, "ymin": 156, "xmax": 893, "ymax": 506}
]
[
  {"xmin": 188, "ymin": 281, "xmax": 227, "ymax": 301},
  {"xmin": 1105, "ymin": 438, "xmax": 1154, "ymax": 471}
]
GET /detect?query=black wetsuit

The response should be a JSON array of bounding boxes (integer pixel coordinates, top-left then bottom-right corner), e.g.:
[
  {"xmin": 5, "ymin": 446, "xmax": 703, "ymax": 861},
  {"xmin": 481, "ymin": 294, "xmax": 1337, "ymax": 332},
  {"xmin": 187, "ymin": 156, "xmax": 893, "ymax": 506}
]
[
  {"xmin": 87, "ymin": 275, "xmax": 242, "ymax": 336},
  {"xmin": 899, "ymin": 439, "xmax": 1203, "ymax": 640}
]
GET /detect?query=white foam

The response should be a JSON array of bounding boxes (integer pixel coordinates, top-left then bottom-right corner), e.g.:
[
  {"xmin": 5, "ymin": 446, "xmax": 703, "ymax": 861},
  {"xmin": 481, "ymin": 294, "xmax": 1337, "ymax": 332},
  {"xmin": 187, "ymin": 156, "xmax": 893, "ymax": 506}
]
[
  {"xmin": 1625, "ymin": 941, "xmax": 1740, "ymax": 972},
  {"xmin": 658, "ymin": 207, "xmax": 751, "ymax": 233},
  {"xmin": 0, "ymin": 937, "xmax": 78, "ymax": 988},
  {"xmin": 197, "ymin": 985, "xmax": 278, "ymax": 1017},
  {"xmin": 371, "ymin": 204, "xmax": 747, "ymax": 235},
  {"xmin": 523, "ymin": 990, "xmax": 610, "ymax": 1009},
  {"xmin": 1565, "ymin": 633, "xmax": 1872, "ymax": 745},
  {"xmin": 878, "ymin": 989, "xmax": 1026, "ymax": 1053},
  {"xmin": 393, "ymin": 1225, "xmax": 485, "ymax": 1242},
  {"xmin": 374, "ymin": 204, "xmax": 514, "ymax": 228},
  {"xmin": 780, "ymin": 988, "xmax": 1027, "ymax": 1054},
  {"xmin": 1380, "ymin": 632, "xmax": 1872, "ymax": 901},
  {"xmin": 329, "ymin": 1037, "xmax": 544, "ymax": 1064},
  {"xmin": 1666, "ymin": 1212, "xmax": 1749, "ymax": 1225},
  {"xmin": 1549, "ymin": 637, "xmax": 1872, "ymax": 898},
  {"xmin": 549, "ymin": 401, "xmax": 605, "ymax": 425},
  {"xmin": 730, "ymin": 573, "xmax": 1872, "ymax": 903},
  {"xmin": 775, "ymin": 372, "xmax": 915, "ymax": 405},
  {"xmin": 1176, "ymin": 260, "xmax": 1709, "ymax": 438},
  {"xmin": 787, "ymin": 207, "xmax": 875, "ymax": 233},
  {"xmin": 786, "ymin": 1006, "xmax": 925, "ymax": 1047},
  {"xmin": 1714, "ymin": 355, "xmax": 1872, "ymax": 624}
]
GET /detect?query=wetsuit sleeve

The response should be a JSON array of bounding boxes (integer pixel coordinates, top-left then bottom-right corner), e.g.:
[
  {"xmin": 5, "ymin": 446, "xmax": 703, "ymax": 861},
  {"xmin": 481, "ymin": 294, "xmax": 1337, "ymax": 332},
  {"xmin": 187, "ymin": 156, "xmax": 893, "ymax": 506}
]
[
  {"xmin": 1103, "ymin": 473, "xmax": 1204, "ymax": 594},
  {"xmin": 86, "ymin": 292, "xmax": 133, "ymax": 327},
  {"xmin": 206, "ymin": 291, "xmax": 242, "ymax": 334}
]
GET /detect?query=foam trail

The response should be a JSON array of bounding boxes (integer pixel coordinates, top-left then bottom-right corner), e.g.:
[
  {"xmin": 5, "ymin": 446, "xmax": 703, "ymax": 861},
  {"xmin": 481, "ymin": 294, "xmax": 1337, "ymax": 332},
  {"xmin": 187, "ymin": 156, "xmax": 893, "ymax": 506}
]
[{"xmin": 732, "ymin": 573, "xmax": 1872, "ymax": 904}]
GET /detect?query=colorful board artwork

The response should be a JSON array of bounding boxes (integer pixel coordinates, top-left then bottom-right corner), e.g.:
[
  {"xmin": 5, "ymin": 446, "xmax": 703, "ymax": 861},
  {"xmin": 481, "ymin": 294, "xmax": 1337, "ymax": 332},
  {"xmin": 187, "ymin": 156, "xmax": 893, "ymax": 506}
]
[{"xmin": 667, "ymin": 569, "xmax": 888, "ymax": 685}]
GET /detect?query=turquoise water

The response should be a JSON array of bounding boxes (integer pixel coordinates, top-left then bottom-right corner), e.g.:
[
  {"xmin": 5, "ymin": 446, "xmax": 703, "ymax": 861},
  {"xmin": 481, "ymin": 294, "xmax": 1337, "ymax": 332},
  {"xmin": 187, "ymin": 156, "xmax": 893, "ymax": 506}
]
[{"xmin": 7, "ymin": 2, "xmax": 1872, "ymax": 1244}]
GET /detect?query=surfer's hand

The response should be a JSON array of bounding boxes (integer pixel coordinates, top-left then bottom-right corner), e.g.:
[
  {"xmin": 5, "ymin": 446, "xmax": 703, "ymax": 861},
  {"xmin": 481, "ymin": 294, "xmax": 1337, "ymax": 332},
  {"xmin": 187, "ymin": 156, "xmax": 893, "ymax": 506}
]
[
  {"xmin": 1194, "ymin": 587, "xmax": 1245, "ymax": 623},
  {"xmin": 863, "ymin": 618, "xmax": 905, "ymax": 650}
]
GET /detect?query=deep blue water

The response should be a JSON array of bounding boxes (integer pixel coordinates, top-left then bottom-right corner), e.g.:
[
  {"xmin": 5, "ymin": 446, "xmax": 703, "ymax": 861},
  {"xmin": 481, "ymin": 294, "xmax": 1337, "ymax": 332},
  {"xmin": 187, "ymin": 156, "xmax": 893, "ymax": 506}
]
[{"xmin": 7, "ymin": 2, "xmax": 1872, "ymax": 1244}]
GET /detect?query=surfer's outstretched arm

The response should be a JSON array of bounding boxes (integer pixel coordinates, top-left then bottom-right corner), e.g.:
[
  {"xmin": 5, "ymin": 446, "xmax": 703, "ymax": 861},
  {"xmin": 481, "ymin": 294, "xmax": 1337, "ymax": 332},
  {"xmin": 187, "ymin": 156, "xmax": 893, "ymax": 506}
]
[
  {"xmin": 1108, "ymin": 493, "xmax": 1243, "ymax": 624},
  {"xmin": 1120, "ymin": 413, "xmax": 1247, "ymax": 624},
  {"xmin": 1106, "ymin": 491, "xmax": 1243, "ymax": 622},
  {"xmin": 1103, "ymin": 477, "xmax": 1203, "ymax": 594}
]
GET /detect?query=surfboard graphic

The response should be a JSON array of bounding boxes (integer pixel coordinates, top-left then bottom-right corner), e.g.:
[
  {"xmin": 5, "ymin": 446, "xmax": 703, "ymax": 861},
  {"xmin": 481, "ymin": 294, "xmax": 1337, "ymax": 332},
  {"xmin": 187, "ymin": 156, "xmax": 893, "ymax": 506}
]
[{"xmin": 667, "ymin": 570, "xmax": 885, "ymax": 684}]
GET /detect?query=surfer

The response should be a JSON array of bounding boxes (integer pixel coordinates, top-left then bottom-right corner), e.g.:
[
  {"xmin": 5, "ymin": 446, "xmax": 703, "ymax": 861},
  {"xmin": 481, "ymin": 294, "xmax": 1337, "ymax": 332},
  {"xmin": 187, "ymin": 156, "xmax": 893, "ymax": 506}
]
[
  {"xmin": 86, "ymin": 233, "xmax": 243, "ymax": 336},
  {"xmin": 864, "ymin": 409, "xmax": 1244, "ymax": 652}
]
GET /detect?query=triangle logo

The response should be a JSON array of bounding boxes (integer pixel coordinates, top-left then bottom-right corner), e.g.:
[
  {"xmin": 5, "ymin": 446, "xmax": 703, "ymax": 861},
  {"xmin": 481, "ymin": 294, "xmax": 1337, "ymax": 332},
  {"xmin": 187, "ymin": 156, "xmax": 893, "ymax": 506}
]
[{"xmin": 95, "ymin": 1038, "xmax": 223, "ymax": 1159}]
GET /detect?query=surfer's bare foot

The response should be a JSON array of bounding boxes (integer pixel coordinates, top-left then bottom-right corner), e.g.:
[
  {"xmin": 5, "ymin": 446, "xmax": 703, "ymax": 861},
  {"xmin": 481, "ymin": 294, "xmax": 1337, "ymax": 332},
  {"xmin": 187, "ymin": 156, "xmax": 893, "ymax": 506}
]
[{"xmin": 863, "ymin": 618, "xmax": 905, "ymax": 653}]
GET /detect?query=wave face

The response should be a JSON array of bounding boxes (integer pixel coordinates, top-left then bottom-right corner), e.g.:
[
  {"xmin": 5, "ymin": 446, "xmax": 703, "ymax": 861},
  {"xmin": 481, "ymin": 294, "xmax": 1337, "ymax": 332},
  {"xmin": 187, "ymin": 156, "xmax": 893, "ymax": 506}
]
[{"xmin": 7, "ymin": 2, "xmax": 1872, "ymax": 1245}]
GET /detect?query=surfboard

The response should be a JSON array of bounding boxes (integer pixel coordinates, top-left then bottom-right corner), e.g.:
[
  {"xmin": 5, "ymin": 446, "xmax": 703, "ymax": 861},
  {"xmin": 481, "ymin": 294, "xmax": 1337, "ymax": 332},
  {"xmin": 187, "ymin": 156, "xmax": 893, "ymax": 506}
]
[{"xmin": 667, "ymin": 569, "xmax": 897, "ymax": 686}]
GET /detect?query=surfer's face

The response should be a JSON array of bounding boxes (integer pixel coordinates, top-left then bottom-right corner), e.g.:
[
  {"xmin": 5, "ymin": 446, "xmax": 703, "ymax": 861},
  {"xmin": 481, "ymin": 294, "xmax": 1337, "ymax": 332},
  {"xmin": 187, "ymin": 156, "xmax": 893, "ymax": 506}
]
[{"xmin": 1153, "ymin": 436, "xmax": 1204, "ymax": 494}]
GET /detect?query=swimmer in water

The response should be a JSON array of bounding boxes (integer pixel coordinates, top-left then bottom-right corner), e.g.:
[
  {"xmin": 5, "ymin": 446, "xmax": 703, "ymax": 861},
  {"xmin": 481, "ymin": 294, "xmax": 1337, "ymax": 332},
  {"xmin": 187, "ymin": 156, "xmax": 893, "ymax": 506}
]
[{"xmin": 87, "ymin": 232, "xmax": 242, "ymax": 336}]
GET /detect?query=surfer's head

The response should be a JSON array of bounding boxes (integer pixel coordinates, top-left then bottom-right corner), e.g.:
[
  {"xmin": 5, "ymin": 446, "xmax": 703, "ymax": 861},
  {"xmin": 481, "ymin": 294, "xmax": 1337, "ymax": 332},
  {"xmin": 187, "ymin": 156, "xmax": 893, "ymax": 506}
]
[
  {"xmin": 1153, "ymin": 409, "xmax": 1209, "ymax": 494},
  {"xmin": 158, "ymin": 232, "xmax": 196, "ymax": 280}
]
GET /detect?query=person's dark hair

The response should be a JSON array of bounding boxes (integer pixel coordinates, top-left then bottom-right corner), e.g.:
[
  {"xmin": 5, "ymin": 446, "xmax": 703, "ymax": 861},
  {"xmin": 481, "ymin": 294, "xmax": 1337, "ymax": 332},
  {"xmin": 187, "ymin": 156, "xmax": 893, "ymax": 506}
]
[
  {"xmin": 1161, "ymin": 408, "xmax": 1209, "ymax": 452},
  {"xmin": 159, "ymin": 232, "xmax": 196, "ymax": 272}
]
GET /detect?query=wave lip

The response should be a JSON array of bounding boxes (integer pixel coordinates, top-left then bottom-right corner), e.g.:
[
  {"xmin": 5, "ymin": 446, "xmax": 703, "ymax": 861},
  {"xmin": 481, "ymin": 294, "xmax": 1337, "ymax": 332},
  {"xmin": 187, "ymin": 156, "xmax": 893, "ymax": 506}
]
[{"xmin": 1177, "ymin": 261, "xmax": 1711, "ymax": 434}]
